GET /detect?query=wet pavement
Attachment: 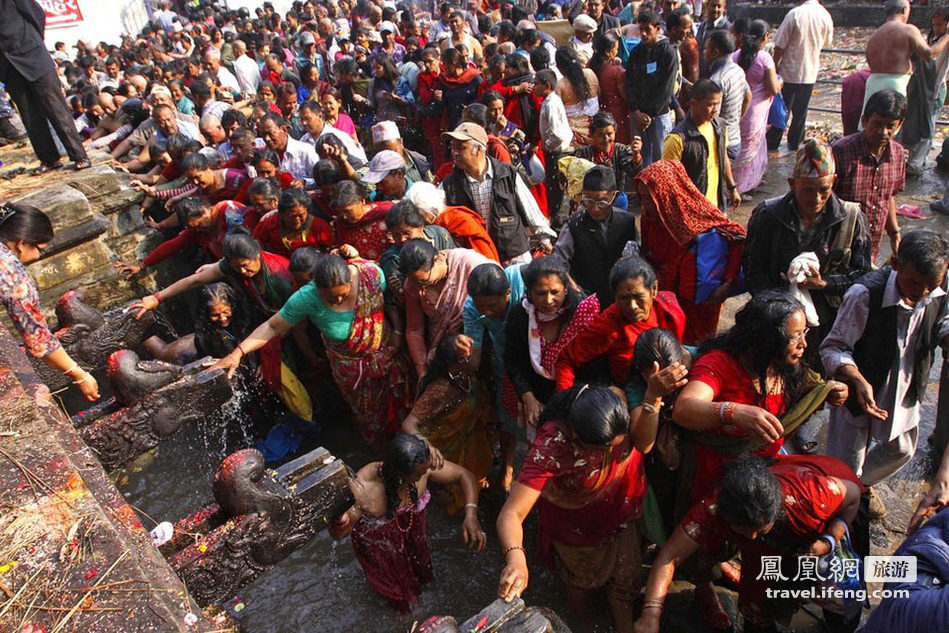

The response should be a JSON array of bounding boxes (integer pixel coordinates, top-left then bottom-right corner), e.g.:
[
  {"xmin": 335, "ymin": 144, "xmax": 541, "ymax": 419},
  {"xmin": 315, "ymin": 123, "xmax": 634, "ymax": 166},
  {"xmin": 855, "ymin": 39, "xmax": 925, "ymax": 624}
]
[{"xmin": 112, "ymin": 28, "xmax": 949, "ymax": 633}]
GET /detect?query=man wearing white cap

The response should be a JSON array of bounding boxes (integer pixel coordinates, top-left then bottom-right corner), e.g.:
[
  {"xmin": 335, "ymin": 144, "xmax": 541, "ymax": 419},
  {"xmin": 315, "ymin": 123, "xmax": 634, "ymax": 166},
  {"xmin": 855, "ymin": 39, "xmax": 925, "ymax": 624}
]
[
  {"xmin": 362, "ymin": 150, "xmax": 413, "ymax": 201},
  {"xmin": 568, "ymin": 15, "xmax": 598, "ymax": 65},
  {"xmin": 439, "ymin": 122, "xmax": 555, "ymax": 265},
  {"xmin": 372, "ymin": 120, "xmax": 432, "ymax": 184}
]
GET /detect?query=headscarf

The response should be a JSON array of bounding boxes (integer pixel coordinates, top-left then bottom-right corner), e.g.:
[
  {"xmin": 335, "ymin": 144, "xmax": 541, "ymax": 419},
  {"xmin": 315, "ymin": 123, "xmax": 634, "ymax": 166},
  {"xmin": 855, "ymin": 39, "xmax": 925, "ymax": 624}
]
[{"xmin": 634, "ymin": 159, "xmax": 746, "ymax": 245}]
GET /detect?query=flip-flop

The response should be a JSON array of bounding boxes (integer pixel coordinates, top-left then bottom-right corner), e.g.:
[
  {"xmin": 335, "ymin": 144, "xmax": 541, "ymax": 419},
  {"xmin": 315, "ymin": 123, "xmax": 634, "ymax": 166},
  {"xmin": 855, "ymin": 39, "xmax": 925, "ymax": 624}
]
[{"xmin": 30, "ymin": 162, "xmax": 63, "ymax": 175}]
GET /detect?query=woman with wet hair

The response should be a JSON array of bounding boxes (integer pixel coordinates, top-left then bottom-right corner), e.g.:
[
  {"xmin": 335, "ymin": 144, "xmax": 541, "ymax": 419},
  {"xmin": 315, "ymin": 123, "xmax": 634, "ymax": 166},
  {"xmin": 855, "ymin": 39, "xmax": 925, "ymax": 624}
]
[
  {"xmin": 330, "ymin": 433, "xmax": 486, "ymax": 612},
  {"xmin": 497, "ymin": 384, "xmax": 655, "ymax": 633},
  {"xmin": 331, "ymin": 180, "xmax": 393, "ymax": 261},
  {"xmin": 0, "ymin": 204, "xmax": 99, "ymax": 400},
  {"xmin": 635, "ymin": 455, "xmax": 865, "ymax": 633},
  {"xmin": 555, "ymin": 46, "xmax": 599, "ymax": 147},
  {"xmin": 252, "ymin": 187, "xmax": 334, "ymax": 258},
  {"xmin": 671, "ymin": 290, "xmax": 850, "ymax": 629},
  {"xmin": 215, "ymin": 253, "xmax": 413, "ymax": 448}
]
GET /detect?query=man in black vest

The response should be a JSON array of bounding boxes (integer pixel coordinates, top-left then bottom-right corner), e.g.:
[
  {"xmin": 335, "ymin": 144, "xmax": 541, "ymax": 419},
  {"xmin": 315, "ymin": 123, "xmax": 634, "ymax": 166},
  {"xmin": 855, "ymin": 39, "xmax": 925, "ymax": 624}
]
[
  {"xmin": 552, "ymin": 165, "xmax": 637, "ymax": 305},
  {"xmin": 0, "ymin": 0, "xmax": 90, "ymax": 172},
  {"xmin": 821, "ymin": 229, "xmax": 949, "ymax": 517},
  {"xmin": 440, "ymin": 122, "xmax": 555, "ymax": 265},
  {"xmin": 663, "ymin": 79, "xmax": 741, "ymax": 212}
]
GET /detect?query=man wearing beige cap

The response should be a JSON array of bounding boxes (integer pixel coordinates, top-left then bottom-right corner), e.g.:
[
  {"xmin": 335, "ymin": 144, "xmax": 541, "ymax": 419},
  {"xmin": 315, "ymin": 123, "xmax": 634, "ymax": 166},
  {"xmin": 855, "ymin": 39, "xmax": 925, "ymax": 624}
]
[
  {"xmin": 362, "ymin": 150, "xmax": 413, "ymax": 201},
  {"xmin": 568, "ymin": 14, "xmax": 597, "ymax": 65},
  {"xmin": 439, "ymin": 122, "xmax": 555, "ymax": 265},
  {"xmin": 372, "ymin": 120, "xmax": 432, "ymax": 184}
]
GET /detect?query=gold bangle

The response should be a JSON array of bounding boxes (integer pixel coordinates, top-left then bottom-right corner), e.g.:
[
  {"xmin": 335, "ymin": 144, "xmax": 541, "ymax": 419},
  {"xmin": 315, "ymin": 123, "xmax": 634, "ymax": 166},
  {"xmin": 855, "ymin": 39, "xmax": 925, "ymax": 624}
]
[{"xmin": 642, "ymin": 599, "xmax": 664, "ymax": 610}]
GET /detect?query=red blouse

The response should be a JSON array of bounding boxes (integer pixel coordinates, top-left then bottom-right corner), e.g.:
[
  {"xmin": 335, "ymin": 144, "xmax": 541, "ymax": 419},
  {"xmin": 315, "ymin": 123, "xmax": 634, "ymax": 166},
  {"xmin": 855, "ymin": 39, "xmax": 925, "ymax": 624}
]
[{"xmin": 253, "ymin": 210, "xmax": 334, "ymax": 258}]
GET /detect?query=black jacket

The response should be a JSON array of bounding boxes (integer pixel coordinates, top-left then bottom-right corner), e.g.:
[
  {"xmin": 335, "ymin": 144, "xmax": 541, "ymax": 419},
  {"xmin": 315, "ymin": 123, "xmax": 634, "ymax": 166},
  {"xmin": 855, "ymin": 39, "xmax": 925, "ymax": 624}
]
[
  {"xmin": 0, "ymin": 0, "xmax": 55, "ymax": 81},
  {"xmin": 596, "ymin": 14, "xmax": 621, "ymax": 37},
  {"xmin": 624, "ymin": 38, "xmax": 679, "ymax": 117},
  {"xmin": 441, "ymin": 157, "xmax": 531, "ymax": 262},
  {"xmin": 668, "ymin": 114, "xmax": 729, "ymax": 210},
  {"xmin": 844, "ymin": 267, "xmax": 947, "ymax": 416},
  {"xmin": 558, "ymin": 207, "xmax": 638, "ymax": 305}
]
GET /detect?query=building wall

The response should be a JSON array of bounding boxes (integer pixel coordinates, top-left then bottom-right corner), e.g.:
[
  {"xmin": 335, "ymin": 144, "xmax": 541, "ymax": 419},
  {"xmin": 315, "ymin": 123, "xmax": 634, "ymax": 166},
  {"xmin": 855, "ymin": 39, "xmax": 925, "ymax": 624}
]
[{"xmin": 40, "ymin": 0, "xmax": 151, "ymax": 50}]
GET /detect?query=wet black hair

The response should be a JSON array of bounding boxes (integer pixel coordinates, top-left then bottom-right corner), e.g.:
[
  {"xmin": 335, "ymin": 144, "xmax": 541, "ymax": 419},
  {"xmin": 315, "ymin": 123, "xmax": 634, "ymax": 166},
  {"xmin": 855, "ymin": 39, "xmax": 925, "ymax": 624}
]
[
  {"xmin": 221, "ymin": 108, "xmax": 248, "ymax": 129},
  {"xmin": 174, "ymin": 197, "xmax": 211, "ymax": 226},
  {"xmin": 289, "ymin": 247, "xmax": 321, "ymax": 275},
  {"xmin": 399, "ymin": 238, "xmax": 438, "ymax": 275},
  {"xmin": 419, "ymin": 334, "xmax": 464, "ymax": 393},
  {"xmin": 702, "ymin": 290, "xmax": 806, "ymax": 413},
  {"xmin": 222, "ymin": 231, "xmax": 262, "ymax": 261},
  {"xmin": 863, "ymin": 89, "xmax": 907, "ymax": 121},
  {"xmin": 381, "ymin": 433, "xmax": 431, "ymax": 517},
  {"xmin": 467, "ymin": 263, "xmax": 509, "ymax": 297},
  {"xmin": 385, "ymin": 200, "xmax": 425, "ymax": 229},
  {"xmin": 718, "ymin": 456, "xmax": 784, "ymax": 529},
  {"xmin": 555, "ymin": 46, "xmax": 591, "ymax": 100},
  {"xmin": 589, "ymin": 31, "xmax": 620, "ymax": 76},
  {"xmin": 897, "ymin": 229, "xmax": 949, "ymax": 279},
  {"xmin": 252, "ymin": 148, "xmax": 281, "ymax": 166},
  {"xmin": 463, "ymin": 102, "xmax": 489, "ymax": 128},
  {"xmin": 279, "ymin": 187, "xmax": 312, "ymax": 214},
  {"xmin": 633, "ymin": 328, "xmax": 689, "ymax": 374},
  {"xmin": 609, "ymin": 256, "xmax": 658, "ymax": 291},
  {"xmin": 312, "ymin": 253, "xmax": 351, "ymax": 288},
  {"xmin": 481, "ymin": 89, "xmax": 504, "ymax": 106},
  {"xmin": 193, "ymin": 283, "xmax": 254, "ymax": 359},
  {"xmin": 0, "ymin": 204, "xmax": 54, "ymax": 246},
  {"xmin": 540, "ymin": 384, "xmax": 629, "ymax": 445}
]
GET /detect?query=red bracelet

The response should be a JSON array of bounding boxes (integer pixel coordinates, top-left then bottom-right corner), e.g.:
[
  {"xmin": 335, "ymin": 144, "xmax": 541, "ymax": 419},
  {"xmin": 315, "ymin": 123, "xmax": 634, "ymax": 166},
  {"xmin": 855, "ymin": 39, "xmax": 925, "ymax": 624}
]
[
  {"xmin": 723, "ymin": 401, "xmax": 736, "ymax": 425},
  {"xmin": 237, "ymin": 343, "xmax": 247, "ymax": 357},
  {"xmin": 154, "ymin": 290, "xmax": 163, "ymax": 304}
]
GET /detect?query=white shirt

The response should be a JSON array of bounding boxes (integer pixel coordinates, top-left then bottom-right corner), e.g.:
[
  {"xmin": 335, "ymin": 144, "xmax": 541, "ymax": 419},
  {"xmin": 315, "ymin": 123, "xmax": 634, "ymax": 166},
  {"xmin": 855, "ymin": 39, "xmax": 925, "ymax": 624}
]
[
  {"xmin": 539, "ymin": 92, "xmax": 573, "ymax": 154},
  {"xmin": 216, "ymin": 66, "xmax": 241, "ymax": 93},
  {"xmin": 773, "ymin": 0, "xmax": 834, "ymax": 84},
  {"xmin": 233, "ymin": 54, "xmax": 261, "ymax": 95},
  {"xmin": 278, "ymin": 136, "xmax": 319, "ymax": 187},
  {"xmin": 201, "ymin": 100, "xmax": 231, "ymax": 121},
  {"xmin": 821, "ymin": 270, "xmax": 949, "ymax": 441},
  {"xmin": 300, "ymin": 124, "xmax": 368, "ymax": 164}
]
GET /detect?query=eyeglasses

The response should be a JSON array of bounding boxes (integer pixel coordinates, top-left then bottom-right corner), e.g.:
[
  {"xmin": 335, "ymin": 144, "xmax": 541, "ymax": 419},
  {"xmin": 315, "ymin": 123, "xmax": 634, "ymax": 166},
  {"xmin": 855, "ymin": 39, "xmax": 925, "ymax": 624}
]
[
  {"xmin": 790, "ymin": 327, "xmax": 810, "ymax": 345},
  {"xmin": 581, "ymin": 194, "xmax": 617, "ymax": 211}
]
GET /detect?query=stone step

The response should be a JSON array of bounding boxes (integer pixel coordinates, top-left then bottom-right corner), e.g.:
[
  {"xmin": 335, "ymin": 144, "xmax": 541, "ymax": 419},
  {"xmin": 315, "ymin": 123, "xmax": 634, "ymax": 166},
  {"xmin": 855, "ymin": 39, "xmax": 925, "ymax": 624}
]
[{"xmin": 14, "ymin": 183, "xmax": 94, "ymax": 233}]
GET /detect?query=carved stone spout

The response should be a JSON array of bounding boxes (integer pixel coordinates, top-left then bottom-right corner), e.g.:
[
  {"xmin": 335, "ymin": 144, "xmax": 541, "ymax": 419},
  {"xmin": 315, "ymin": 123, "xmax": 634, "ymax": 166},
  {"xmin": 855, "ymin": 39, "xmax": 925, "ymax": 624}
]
[
  {"xmin": 31, "ymin": 289, "xmax": 155, "ymax": 389},
  {"xmin": 76, "ymin": 350, "xmax": 232, "ymax": 470},
  {"xmin": 159, "ymin": 447, "xmax": 352, "ymax": 606}
]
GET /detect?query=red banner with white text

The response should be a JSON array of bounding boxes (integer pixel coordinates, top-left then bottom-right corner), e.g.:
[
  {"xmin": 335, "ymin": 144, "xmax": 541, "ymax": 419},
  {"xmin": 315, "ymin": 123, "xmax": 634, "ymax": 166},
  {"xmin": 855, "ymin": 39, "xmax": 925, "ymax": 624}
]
[{"xmin": 39, "ymin": 0, "xmax": 84, "ymax": 29}]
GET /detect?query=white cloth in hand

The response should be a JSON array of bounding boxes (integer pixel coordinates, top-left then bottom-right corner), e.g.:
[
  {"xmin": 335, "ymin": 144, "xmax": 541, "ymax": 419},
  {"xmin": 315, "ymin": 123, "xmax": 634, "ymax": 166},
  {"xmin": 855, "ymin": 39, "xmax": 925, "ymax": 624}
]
[{"xmin": 788, "ymin": 252, "xmax": 821, "ymax": 326}]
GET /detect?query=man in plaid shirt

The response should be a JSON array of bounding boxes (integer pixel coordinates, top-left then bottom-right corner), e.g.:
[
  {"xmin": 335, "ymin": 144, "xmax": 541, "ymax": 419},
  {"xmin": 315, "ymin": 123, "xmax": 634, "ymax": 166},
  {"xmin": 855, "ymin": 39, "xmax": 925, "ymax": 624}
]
[{"xmin": 832, "ymin": 90, "xmax": 907, "ymax": 262}]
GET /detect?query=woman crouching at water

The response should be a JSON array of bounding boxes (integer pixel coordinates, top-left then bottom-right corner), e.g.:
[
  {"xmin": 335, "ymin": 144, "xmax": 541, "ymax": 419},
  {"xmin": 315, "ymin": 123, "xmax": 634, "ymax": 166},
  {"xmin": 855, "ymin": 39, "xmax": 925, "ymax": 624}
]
[{"xmin": 330, "ymin": 434, "xmax": 487, "ymax": 612}]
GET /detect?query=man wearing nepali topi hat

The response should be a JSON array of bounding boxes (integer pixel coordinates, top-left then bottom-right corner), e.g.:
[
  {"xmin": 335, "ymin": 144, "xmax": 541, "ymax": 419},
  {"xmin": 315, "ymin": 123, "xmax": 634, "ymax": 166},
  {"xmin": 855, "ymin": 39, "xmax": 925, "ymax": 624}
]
[{"xmin": 744, "ymin": 138, "xmax": 872, "ymax": 365}]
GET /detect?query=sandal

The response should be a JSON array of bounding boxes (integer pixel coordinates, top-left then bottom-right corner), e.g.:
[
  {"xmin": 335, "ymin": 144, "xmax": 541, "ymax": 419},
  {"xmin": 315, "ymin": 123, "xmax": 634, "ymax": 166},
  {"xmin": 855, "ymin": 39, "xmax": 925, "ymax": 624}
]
[
  {"xmin": 30, "ymin": 162, "xmax": 63, "ymax": 175},
  {"xmin": 694, "ymin": 582, "xmax": 733, "ymax": 631},
  {"xmin": 74, "ymin": 158, "xmax": 92, "ymax": 171}
]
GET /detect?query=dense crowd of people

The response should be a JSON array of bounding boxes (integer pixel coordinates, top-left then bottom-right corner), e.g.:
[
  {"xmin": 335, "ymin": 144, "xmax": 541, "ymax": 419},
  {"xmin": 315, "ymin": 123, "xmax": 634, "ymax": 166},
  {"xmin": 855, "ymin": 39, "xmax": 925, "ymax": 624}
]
[{"xmin": 1, "ymin": 0, "xmax": 949, "ymax": 631}]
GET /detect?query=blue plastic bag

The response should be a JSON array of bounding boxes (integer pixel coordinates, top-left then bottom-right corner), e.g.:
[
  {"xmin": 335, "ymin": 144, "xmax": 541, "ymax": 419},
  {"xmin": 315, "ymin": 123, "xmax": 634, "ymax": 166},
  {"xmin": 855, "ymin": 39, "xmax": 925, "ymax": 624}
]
[{"xmin": 769, "ymin": 91, "xmax": 789, "ymax": 131}]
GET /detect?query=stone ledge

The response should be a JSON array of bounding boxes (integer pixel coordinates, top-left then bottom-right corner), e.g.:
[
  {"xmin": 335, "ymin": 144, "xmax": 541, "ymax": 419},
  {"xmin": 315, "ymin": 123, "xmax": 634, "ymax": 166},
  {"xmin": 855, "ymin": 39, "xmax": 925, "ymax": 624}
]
[
  {"xmin": 14, "ymin": 184, "xmax": 93, "ymax": 233},
  {"xmin": 0, "ymin": 327, "xmax": 219, "ymax": 632}
]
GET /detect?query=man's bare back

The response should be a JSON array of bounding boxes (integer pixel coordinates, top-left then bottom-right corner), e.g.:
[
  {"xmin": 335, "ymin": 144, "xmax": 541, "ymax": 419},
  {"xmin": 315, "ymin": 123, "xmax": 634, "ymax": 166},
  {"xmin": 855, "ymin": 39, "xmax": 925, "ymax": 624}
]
[{"xmin": 867, "ymin": 20, "xmax": 930, "ymax": 74}]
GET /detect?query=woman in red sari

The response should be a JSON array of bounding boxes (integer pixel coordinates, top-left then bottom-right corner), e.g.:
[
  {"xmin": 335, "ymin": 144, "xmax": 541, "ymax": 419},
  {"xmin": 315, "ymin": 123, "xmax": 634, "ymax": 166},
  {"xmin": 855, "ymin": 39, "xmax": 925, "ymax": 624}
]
[
  {"xmin": 555, "ymin": 256, "xmax": 686, "ymax": 390},
  {"xmin": 331, "ymin": 180, "xmax": 393, "ymax": 261},
  {"xmin": 636, "ymin": 159, "xmax": 746, "ymax": 345},
  {"xmin": 330, "ymin": 434, "xmax": 486, "ymax": 612},
  {"xmin": 214, "ymin": 254, "xmax": 413, "ymax": 449},
  {"xmin": 635, "ymin": 455, "xmax": 865, "ymax": 633},
  {"xmin": 497, "ymin": 385, "xmax": 654, "ymax": 633},
  {"xmin": 672, "ymin": 290, "xmax": 849, "ymax": 629}
]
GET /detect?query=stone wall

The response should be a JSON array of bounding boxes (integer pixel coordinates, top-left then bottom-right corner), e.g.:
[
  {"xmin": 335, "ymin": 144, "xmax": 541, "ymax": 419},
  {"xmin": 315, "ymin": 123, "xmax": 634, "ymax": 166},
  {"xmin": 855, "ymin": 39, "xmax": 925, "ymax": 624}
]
[{"xmin": 0, "ymin": 325, "xmax": 223, "ymax": 631}]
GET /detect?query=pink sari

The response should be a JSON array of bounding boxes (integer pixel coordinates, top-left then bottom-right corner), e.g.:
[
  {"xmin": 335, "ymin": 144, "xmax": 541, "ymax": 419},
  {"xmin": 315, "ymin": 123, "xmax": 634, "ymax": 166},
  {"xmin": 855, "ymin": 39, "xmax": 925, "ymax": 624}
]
[{"xmin": 733, "ymin": 50, "xmax": 775, "ymax": 194}]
